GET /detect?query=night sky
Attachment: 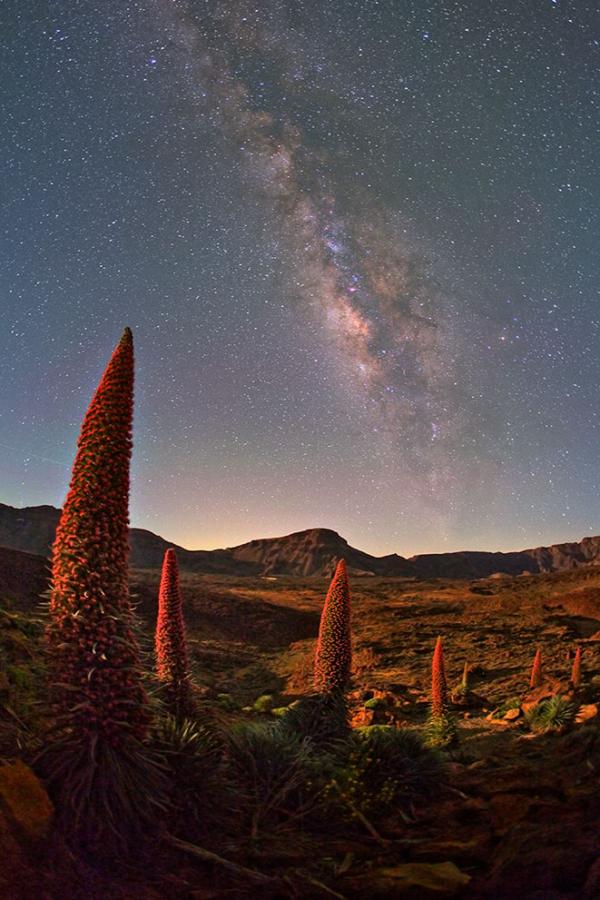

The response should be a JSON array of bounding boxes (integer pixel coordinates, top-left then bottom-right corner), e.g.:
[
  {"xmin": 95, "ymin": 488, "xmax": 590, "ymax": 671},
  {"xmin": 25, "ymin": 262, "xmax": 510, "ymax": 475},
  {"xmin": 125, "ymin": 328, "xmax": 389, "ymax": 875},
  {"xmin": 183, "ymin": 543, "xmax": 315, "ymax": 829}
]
[{"xmin": 2, "ymin": 1, "xmax": 599, "ymax": 556}]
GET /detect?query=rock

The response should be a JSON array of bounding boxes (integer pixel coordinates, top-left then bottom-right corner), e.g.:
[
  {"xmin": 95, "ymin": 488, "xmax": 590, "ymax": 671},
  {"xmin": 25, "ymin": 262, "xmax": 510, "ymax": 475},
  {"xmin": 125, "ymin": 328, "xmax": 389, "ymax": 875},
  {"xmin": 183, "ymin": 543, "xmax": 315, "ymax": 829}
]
[
  {"xmin": 522, "ymin": 680, "xmax": 572, "ymax": 712},
  {"xmin": 0, "ymin": 760, "xmax": 53, "ymax": 843},
  {"xmin": 451, "ymin": 688, "xmax": 487, "ymax": 708},
  {"xmin": 503, "ymin": 708, "xmax": 522, "ymax": 721},
  {"xmin": 575, "ymin": 703, "xmax": 598, "ymax": 724},
  {"xmin": 486, "ymin": 713, "xmax": 512, "ymax": 726},
  {"xmin": 0, "ymin": 761, "xmax": 53, "ymax": 897},
  {"xmin": 375, "ymin": 861, "xmax": 471, "ymax": 895},
  {"xmin": 411, "ymin": 834, "xmax": 493, "ymax": 867},
  {"xmin": 351, "ymin": 707, "xmax": 377, "ymax": 728},
  {"xmin": 489, "ymin": 793, "xmax": 533, "ymax": 834},
  {"xmin": 483, "ymin": 818, "xmax": 597, "ymax": 898},
  {"xmin": 584, "ymin": 857, "xmax": 600, "ymax": 898}
]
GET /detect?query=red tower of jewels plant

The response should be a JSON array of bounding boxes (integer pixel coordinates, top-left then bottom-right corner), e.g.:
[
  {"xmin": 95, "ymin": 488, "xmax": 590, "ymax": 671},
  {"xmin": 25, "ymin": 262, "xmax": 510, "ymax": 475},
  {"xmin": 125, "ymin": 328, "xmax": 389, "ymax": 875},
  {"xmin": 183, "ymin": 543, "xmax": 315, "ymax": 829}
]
[
  {"xmin": 431, "ymin": 636, "xmax": 448, "ymax": 719},
  {"xmin": 530, "ymin": 648, "xmax": 543, "ymax": 688},
  {"xmin": 571, "ymin": 646, "xmax": 582, "ymax": 689},
  {"xmin": 155, "ymin": 548, "xmax": 192, "ymax": 715},
  {"xmin": 314, "ymin": 559, "xmax": 352, "ymax": 692},
  {"xmin": 42, "ymin": 329, "xmax": 160, "ymax": 849}
]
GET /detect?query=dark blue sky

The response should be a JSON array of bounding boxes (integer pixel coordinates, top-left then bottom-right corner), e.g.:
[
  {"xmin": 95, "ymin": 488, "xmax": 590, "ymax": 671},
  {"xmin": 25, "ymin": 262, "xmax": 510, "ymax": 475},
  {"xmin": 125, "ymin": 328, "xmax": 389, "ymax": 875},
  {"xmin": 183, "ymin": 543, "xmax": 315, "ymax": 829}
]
[{"xmin": 2, "ymin": 0, "xmax": 599, "ymax": 555}]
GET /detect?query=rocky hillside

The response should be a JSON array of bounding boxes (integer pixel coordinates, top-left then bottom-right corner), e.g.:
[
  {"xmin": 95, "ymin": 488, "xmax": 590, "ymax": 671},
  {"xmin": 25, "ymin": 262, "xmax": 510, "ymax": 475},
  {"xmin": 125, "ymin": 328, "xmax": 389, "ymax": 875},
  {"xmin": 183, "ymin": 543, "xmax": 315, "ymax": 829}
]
[
  {"xmin": 0, "ymin": 504, "xmax": 412, "ymax": 576},
  {"xmin": 3, "ymin": 502, "xmax": 600, "ymax": 579},
  {"xmin": 0, "ymin": 546, "xmax": 49, "ymax": 607},
  {"xmin": 226, "ymin": 527, "xmax": 413, "ymax": 576}
]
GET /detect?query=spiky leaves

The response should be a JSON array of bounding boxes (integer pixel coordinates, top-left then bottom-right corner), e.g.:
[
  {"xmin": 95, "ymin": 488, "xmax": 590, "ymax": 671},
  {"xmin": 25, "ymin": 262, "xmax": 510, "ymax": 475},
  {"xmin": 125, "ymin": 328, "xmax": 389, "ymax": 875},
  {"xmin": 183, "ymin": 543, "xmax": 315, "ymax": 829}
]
[
  {"xmin": 571, "ymin": 646, "xmax": 582, "ymax": 690},
  {"xmin": 526, "ymin": 695, "xmax": 577, "ymax": 734},
  {"xmin": 314, "ymin": 559, "xmax": 352, "ymax": 693},
  {"xmin": 530, "ymin": 648, "xmax": 543, "ymax": 689},
  {"xmin": 41, "ymin": 329, "xmax": 161, "ymax": 852},
  {"xmin": 155, "ymin": 548, "xmax": 192, "ymax": 717},
  {"xmin": 334, "ymin": 727, "xmax": 445, "ymax": 819}
]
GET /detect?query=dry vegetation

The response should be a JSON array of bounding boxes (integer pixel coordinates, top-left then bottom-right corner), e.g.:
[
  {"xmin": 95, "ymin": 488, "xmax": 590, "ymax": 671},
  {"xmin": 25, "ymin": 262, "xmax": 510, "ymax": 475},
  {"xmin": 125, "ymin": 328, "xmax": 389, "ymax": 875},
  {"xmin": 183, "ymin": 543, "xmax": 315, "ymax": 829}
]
[
  {"xmin": 2, "ymin": 561, "xmax": 600, "ymax": 897},
  {"xmin": 130, "ymin": 565, "xmax": 600, "ymax": 712}
]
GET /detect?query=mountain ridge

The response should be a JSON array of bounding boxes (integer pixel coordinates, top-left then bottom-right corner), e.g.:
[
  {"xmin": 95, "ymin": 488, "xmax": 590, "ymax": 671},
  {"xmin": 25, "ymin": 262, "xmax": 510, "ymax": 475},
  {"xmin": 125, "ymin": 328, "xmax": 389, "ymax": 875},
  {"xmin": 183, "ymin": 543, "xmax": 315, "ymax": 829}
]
[{"xmin": 2, "ymin": 502, "xmax": 600, "ymax": 578}]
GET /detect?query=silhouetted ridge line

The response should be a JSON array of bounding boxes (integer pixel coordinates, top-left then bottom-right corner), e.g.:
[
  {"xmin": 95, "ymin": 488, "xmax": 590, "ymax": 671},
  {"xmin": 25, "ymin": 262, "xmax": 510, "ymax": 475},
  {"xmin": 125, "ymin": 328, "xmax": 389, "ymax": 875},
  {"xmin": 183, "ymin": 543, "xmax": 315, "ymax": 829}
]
[{"xmin": 2, "ymin": 502, "xmax": 600, "ymax": 578}]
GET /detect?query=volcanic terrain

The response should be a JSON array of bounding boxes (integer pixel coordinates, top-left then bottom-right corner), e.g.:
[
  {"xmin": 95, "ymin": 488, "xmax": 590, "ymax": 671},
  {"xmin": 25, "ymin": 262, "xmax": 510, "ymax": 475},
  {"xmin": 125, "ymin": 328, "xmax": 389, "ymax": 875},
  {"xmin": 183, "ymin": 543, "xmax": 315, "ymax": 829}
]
[{"xmin": 1, "ymin": 540, "xmax": 600, "ymax": 897}]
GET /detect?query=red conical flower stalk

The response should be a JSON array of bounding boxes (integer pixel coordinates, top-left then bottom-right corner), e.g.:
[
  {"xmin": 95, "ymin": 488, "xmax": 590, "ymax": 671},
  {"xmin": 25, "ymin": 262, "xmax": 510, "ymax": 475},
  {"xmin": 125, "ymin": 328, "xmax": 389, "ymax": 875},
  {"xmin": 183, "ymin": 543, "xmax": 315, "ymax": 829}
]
[
  {"xmin": 314, "ymin": 559, "xmax": 352, "ymax": 692},
  {"xmin": 46, "ymin": 328, "xmax": 149, "ymax": 745},
  {"xmin": 571, "ymin": 646, "xmax": 582, "ymax": 689},
  {"xmin": 155, "ymin": 548, "xmax": 192, "ymax": 715},
  {"xmin": 530, "ymin": 648, "xmax": 543, "ymax": 688},
  {"xmin": 431, "ymin": 636, "xmax": 448, "ymax": 719}
]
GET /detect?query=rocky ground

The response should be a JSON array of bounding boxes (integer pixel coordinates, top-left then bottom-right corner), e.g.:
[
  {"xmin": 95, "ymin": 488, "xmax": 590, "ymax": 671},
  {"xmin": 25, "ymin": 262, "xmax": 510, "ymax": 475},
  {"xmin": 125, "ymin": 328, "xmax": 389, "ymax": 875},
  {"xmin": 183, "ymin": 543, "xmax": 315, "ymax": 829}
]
[{"xmin": 1, "ymin": 559, "xmax": 600, "ymax": 897}]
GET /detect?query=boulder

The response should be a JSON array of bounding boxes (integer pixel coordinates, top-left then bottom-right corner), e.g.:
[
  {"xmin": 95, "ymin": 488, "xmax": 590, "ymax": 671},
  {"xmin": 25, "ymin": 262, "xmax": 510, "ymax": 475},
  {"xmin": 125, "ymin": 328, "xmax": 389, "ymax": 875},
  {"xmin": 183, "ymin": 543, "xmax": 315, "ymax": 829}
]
[
  {"xmin": 521, "ymin": 680, "xmax": 572, "ymax": 713},
  {"xmin": 0, "ymin": 760, "xmax": 53, "ymax": 843},
  {"xmin": 0, "ymin": 760, "xmax": 53, "ymax": 897},
  {"xmin": 575, "ymin": 704, "xmax": 598, "ymax": 724}
]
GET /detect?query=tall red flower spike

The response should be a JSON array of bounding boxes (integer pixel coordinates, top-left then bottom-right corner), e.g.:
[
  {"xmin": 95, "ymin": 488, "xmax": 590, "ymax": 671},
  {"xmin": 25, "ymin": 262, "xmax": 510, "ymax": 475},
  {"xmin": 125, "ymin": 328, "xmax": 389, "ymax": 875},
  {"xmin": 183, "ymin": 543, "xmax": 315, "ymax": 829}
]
[
  {"xmin": 530, "ymin": 648, "xmax": 543, "ymax": 689},
  {"xmin": 571, "ymin": 646, "xmax": 582, "ymax": 690},
  {"xmin": 47, "ymin": 328, "xmax": 149, "ymax": 744},
  {"xmin": 314, "ymin": 559, "xmax": 352, "ymax": 692},
  {"xmin": 431, "ymin": 636, "xmax": 448, "ymax": 718},
  {"xmin": 155, "ymin": 548, "xmax": 192, "ymax": 715}
]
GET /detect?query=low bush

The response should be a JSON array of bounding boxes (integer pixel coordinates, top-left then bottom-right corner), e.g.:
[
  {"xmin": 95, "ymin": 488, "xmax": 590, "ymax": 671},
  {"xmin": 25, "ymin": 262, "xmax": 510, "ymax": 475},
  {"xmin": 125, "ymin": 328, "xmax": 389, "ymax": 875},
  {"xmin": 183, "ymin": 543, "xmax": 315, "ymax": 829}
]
[
  {"xmin": 224, "ymin": 721, "xmax": 319, "ymax": 838},
  {"xmin": 526, "ymin": 695, "xmax": 577, "ymax": 734},
  {"xmin": 495, "ymin": 696, "xmax": 523, "ymax": 717},
  {"xmin": 155, "ymin": 714, "xmax": 229, "ymax": 835},
  {"xmin": 329, "ymin": 726, "xmax": 445, "ymax": 820},
  {"xmin": 276, "ymin": 690, "xmax": 350, "ymax": 753},
  {"xmin": 364, "ymin": 696, "xmax": 386, "ymax": 711},
  {"xmin": 253, "ymin": 693, "xmax": 276, "ymax": 713},
  {"xmin": 424, "ymin": 713, "xmax": 458, "ymax": 748}
]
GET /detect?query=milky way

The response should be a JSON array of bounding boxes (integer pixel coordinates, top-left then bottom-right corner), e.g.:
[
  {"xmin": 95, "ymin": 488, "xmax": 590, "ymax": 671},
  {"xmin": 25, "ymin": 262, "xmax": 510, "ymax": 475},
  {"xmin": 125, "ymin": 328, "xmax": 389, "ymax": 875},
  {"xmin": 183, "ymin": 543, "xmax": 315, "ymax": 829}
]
[
  {"xmin": 159, "ymin": 0, "xmax": 472, "ymax": 502},
  {"xmin": 2, "ymin": 1, "xmax": 599, "ymax": 555}
]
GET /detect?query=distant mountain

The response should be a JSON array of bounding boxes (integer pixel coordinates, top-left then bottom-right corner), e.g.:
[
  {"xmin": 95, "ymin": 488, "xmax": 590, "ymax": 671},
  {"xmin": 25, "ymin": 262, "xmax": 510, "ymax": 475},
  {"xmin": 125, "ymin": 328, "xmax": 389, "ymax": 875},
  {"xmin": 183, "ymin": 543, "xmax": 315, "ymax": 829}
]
[
  {"xmin": 408, "ymin": 538, "xmax": 600, "ymax": 579},
  {"xmin": 0, "ymin": 545, "xmax": 49, "ymax": 607},
  {"xmin": 0, "ymin": 503, "xmax": 256, "ymax": 575},
  {"xmin": 225, "ymin": 527, "xmax": 413, "ymax": 577},
  {"xmin": 2, "ymin": 502, "xmax": 600, "ymax": 579},
  {"xmin": 0, "ymin": 503, "xmax": 411, "ymax": 576}
]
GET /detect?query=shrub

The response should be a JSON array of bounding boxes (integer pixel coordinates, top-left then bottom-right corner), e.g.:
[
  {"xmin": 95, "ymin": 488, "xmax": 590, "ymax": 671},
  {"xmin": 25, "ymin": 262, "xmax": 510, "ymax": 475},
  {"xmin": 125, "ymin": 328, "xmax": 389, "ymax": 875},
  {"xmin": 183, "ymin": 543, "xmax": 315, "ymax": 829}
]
[
  {"xmin": 216, "ymin": 693, "xmax": 237, "ymax": 711},
  {"xmin": 276, "ymin": 690, "xmax": 350, "ymax": 753},
  {"xmin": 6, "ymin": 664, "xmax": 34, "ymax": 691},
  {"xmin": 526, "ymin": 695, "xmax": 577, "ymax": 734},
  {"xmin": 424, "ymin": 713, "xmax": 457, "ymax": 748},
  {"xmin": 330, "ymin": 726, "xmax": 444, "ymax": 820},
  {"xmin": 364, "ymin": 696, "xmax": 387, "ymax": 711},
  {"xmin": 253, "ymin": 693, "xmax": 276, "ymax": 713},
  {"xmin": 155, "ymin": 714, "xmax": 229, "ymax": 835},
  {"xmin": 495, "ymin": 696, "xmax": 523, "ymax": 717},
  {"xmin": 225, "ymin": 722, "xmax": 317, "ymax": 838},
  {"xmin": 314, "ymin": 559, "xmax": 352, "ymax": 692}
]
